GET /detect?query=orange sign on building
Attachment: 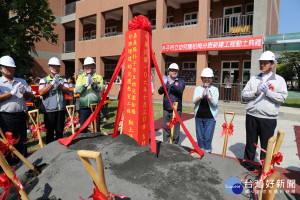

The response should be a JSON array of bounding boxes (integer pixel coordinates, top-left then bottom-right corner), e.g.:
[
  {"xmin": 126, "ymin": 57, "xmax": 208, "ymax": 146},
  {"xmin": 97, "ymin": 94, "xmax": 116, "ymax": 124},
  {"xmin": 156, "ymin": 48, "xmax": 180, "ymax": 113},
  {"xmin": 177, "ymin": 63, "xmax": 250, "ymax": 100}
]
[{"xmin": 123, "ymin": 29, "xmax": 150, "ymax": 146}]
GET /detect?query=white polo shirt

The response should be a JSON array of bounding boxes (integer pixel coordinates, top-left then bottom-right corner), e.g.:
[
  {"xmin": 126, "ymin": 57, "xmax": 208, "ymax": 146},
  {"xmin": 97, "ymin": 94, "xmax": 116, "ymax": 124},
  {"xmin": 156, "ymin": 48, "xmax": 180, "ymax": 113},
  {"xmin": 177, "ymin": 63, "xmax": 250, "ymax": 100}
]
[{"xmin": 0, "ymin": 76, "xmax": 32, "ymax": 112}]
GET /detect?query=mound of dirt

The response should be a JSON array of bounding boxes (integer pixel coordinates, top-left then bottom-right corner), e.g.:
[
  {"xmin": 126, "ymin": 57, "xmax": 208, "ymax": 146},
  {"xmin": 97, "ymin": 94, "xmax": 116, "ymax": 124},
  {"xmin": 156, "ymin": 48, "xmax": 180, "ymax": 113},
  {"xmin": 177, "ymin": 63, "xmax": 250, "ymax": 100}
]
[{"xmin": 6, "ymin": 133, "xmax": 295, "ymax": 200}]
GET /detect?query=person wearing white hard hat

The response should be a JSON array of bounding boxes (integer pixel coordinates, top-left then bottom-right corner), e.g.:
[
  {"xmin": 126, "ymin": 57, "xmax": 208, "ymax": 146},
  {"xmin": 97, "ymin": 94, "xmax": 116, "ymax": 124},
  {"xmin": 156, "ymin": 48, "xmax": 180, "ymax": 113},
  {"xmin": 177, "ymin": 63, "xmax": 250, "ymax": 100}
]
[
  {"xmin": 0, "ymin": 55, "xmax": 33, "ymax": 164},
  {"xmin": 242, "ymin": 51, "xmax": 287, "ymax": 171},
  {"xmin": 75, "ymin": 57, "xmax": 103, "ymax": 133},
  {"xmin": 193, "ymin": 67, "xmax": 219, "ymax": 153},
  {"xmin": 39, "ymin": 57, "xmax": 70, "ymax": 144},
  {"xmin": 158, "ymin": 63, "xmax": 185, "ymax": 144}
]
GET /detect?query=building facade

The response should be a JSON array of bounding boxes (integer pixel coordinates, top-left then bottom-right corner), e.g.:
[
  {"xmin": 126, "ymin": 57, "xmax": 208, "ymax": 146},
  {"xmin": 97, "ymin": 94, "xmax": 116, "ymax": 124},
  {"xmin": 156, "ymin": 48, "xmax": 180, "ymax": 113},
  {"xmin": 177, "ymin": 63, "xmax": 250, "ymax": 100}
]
[{"xmin": 32, "ymin": 0, "xmax": 280, "ymax": 103}]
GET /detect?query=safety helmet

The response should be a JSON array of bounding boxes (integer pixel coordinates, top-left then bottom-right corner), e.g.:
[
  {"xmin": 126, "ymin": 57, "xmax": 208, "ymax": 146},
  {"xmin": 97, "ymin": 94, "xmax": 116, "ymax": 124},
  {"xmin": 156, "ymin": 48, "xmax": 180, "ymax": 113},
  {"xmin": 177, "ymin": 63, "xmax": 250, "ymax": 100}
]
[
  {"xmin": 83, "ymin": 57, "xmax": 95, "ymax": 66},
  {"xmin": 168, "ymin": 63, "xmax": 179, "ymax": 71},
  {"xmin": 0, "ymin": 56, "xmax": 16, "ymax": 67},
  {"xmin": 201, "ymin": 68, "xmax": 214, "ymax": 77},
  {"xmin": 259, "ymin": 51, "xmax": 276, "ymax": 61},
  {"xmin": 48, "ymin": 57, "xmax": 61, "ymax": 66}
]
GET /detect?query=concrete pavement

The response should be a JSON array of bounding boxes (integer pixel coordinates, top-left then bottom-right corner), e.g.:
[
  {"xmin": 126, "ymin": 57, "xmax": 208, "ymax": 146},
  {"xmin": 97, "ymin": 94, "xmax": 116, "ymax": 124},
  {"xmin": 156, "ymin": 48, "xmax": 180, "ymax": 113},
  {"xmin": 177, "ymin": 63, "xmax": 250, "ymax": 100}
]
[{"xmin": 155, "ymin": 102, "xmax": 300, "ymax": 171}]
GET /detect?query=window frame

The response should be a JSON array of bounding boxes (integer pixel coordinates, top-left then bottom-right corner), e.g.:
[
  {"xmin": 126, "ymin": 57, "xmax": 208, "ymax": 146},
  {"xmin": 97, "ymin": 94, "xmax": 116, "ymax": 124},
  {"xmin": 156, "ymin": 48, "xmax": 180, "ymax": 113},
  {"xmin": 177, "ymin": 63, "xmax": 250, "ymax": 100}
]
[
  {"xmin": 242, "ymin": 60, "xmax": 251, "ymax": 85},
  {"xmin": 184, "ymin": 12, "xmax": 198, "ymax": 26},
  {"xmin": 221, "ymin": 61, "xmax": 240, "ymax": 84},
  {"xmin": 182, "ymin": 61, "xmax": 196, "ymax": 86}
]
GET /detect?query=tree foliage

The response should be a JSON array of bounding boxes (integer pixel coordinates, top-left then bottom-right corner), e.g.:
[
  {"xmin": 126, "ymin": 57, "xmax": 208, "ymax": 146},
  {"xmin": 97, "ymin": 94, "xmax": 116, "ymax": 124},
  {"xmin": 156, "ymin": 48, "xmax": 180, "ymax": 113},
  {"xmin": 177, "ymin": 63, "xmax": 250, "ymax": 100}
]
[
  {"xmin": 277, "ymin": 52, "xmax": 300, "ymax": 90},
  {"xmin": 0, "ymin": 0, "xmax": 58, "ymax": 76}
]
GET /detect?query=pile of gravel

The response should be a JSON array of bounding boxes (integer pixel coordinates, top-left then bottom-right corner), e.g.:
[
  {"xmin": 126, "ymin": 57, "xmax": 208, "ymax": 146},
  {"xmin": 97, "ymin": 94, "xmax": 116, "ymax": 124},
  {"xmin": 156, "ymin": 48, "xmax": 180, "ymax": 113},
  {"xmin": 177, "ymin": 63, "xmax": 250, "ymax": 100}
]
[{"xmin": 6, "ymin": 133, "xmax": 295, "ymax": 200}]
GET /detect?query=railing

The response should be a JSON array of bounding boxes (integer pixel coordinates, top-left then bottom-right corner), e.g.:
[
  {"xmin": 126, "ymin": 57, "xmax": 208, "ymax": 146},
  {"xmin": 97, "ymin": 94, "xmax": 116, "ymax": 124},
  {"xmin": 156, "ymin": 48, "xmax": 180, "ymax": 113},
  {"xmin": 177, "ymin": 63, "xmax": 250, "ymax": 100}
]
[
  {"xmin": 208, "ymin": 14, "xmax": 253, "ymax": 38},
  {"xmin": 163, "ymin": 21, "xmax": 198, "ymax": 29},
  {"xmin": 64, "ymin": 40, "xmax": 75, "ymax": 53},
  {"xmin": 101, "ymin": 32, "xmax": 123, "ymax": 38},
  {"xmin": 64, "ymin": 1, "xmax": 76, "ymax": 16},
  {"xmin": 211, "ymin": 82, "xmax": 247, "ymax": 102}
]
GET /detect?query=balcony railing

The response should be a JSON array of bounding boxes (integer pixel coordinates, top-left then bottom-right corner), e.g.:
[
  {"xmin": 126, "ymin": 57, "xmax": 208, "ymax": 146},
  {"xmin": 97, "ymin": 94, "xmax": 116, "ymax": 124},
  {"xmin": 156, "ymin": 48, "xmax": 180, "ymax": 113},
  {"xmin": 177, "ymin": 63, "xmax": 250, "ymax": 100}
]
[
  {"xmin": 64, "ymin": 40, "xmax": 75, "ymax": 53},
  {"xmin": 101, "ymin": 32, "xmax": 123, "ymax": 38},
  {"xmin": 163, "ymin": 21, "xmax": 198, "ymax": 29},
  {"xmin": 208, "ymin": 14, "xmax": 253, "ymax": 38},
  {"xmin": 64, "ymin": 1, "xmax": 76, "ymax": 16}
]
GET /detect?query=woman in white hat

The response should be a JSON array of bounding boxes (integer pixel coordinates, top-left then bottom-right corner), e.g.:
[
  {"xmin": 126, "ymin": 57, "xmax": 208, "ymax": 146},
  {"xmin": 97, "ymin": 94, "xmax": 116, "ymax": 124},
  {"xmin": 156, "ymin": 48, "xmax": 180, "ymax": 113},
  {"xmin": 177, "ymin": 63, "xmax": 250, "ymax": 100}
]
[{"xmin": 193, "ymin": 68, "xmax": 219, "ymax": 153}]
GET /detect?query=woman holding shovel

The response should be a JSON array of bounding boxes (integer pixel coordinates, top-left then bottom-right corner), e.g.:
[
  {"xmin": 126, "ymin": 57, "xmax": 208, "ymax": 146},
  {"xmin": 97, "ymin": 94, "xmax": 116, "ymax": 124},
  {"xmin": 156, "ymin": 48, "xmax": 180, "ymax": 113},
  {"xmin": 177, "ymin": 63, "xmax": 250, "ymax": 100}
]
[{"xmin": 193, "ymin": 68, "xmax": 219, "ymax": 153}]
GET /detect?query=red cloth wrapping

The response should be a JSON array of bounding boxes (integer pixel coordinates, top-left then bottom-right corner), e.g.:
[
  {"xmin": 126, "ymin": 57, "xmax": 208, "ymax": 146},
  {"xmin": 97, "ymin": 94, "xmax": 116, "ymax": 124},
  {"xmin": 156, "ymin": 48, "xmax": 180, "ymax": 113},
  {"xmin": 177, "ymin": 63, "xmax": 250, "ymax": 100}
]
[
  {"xmin": 166, "ymin": 117, "xmax": 178, "ymax": 130},
  {"xmin": 0, "ymin": 166, "xmax": 24, "ymax": 200},
  {"xmin": 29, "ymin": 122, "xmax": 47, "ymax": 141}
]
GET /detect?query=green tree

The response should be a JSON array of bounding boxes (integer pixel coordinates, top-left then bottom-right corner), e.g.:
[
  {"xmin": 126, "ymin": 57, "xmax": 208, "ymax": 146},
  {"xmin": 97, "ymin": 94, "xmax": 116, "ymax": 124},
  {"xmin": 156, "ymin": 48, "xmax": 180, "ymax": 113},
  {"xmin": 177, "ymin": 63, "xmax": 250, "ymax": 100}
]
[
  {"xmin": 0, "ymin": 0, "xmax": 58, "ymax": 76},
  {"xmin": 277, "ymin": 52, "xmax": 300, "ymax": 91}
]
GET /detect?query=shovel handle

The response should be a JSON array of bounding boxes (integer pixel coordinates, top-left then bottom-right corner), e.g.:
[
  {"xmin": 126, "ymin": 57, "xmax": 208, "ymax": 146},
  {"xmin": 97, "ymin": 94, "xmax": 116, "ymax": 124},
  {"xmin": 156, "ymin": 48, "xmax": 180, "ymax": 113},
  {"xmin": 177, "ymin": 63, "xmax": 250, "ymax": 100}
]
[{"xmin": 224, "ymin": 111, "xmax": 235, "ymax": 125}]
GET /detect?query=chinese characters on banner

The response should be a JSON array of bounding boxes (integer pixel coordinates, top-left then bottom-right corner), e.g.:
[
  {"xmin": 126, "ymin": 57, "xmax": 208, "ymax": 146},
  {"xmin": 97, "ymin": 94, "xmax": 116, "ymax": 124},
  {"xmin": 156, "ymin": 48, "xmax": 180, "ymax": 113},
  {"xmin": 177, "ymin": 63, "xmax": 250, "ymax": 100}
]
[
  {"xmin": 124, "ymin": 29, "xmax": 150, "ymax": 146},
  {"xmin": 162, "ymin": 36, "xmax": 263, "ymax": 53}
]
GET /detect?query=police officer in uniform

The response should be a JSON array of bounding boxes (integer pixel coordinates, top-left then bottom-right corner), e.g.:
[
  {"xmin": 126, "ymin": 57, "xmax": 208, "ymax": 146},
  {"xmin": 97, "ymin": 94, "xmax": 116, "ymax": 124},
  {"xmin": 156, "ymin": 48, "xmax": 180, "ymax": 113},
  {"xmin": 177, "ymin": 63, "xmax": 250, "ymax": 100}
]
[
  {"xmin": 39, "ymin": 57, "xmax": 69, "ymax": 144},
  {"xmin": 0, "ymin": 56, "xmax": 33, "ymax": 164}
]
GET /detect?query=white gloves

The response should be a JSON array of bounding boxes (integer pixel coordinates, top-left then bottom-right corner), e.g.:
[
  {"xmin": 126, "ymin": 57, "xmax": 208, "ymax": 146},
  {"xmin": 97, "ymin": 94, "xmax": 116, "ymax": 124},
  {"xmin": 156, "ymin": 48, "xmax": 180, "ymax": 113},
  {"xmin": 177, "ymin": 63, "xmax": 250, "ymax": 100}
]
[
  {"xmin": 85, "ymin": 74, "xmax": 93, "ymax": 87},
  {"xmin": 261, "ymin": 84, "xmax": 269, "ymax": 94},
  {"xmin": 51, "ymin": 74, "xmax": 60, "ymax": 86},
  {"xmin": 206, "ymin": 87, "xmax": 212, "ymax": 99},
  {"xmin": 167, "ymin": 76, "xmax": 172, "ymax": 84},
  {"xmin": 201, "ymin": 89, "xmax": 206, "ymax": 99},
  {"xmin": 163, "ymin": 75, "xmax": 168, "ymax": 85},
  {"xmin": 19, "ymin": 84, "xmax": 26, "ymax": 94},
  {"xmin": 256, "ymin": 81, "xmax": 269, "ymax": 96},
  {"xmin": 10, "ymin": 82, "xmax": 21, "ymax": 96}
]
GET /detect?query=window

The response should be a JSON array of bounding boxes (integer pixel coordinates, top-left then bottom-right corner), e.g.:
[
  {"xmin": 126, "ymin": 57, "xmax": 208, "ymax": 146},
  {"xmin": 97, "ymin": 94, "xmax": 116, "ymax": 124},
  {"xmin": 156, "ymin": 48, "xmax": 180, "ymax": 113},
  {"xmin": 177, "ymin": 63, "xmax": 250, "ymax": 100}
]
[
  {"xmin": 83, "ymin": 32, "xmax": 89, "ymax": 40},
  {"xmin": 245, "ymin": 3, "xmax": 254, "ymax": 26},
  {"xmin": 242, "ymin": 61, "xmax": 251, "ymax": 85},
  {"xmin": 91, "ymin": 30, "xmax": 96, "ymax": 39},
  {"xmin": 221, "ymin": 61, "xmax": 240, "ymax": 84},
  {"xmin": 165, "ymin": 62, "xmax": 172, "ymax": 76},
  {"xmin": 246, "ymin": 4, "xmax": 254, "ymax": 14},
  {"xmin": 182, "ymin": 62, "xmax": 196, "ymax": 86},
  {"xmin": 184, "ymin": 13, "xmax": 198, "ymax": 26},
  {"xmin": 105, "ymin": 26, "xmax": 117, "ymax": 34},
  {"xmin": 105, "ymin": 64, "xmax": 117, "ymax": 80},
  {"xmin": 167, "ymin": 16, "xmax": 174, "ymax": 24},
  {"xmin": 223, "ymin": 5, "xmax": 242, "ymax": 33},
  {"xmin": 150, "ymin": 19, "xmax": 156, "ymax": 30}
]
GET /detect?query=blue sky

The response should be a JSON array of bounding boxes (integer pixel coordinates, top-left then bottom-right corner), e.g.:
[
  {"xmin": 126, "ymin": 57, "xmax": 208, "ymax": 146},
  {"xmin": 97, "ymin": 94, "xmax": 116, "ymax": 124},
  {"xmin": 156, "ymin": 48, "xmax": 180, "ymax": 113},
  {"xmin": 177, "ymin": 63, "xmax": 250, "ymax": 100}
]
[{"xmin": 278, "ymin": 0, "xmax": 300, "ymax": 34}]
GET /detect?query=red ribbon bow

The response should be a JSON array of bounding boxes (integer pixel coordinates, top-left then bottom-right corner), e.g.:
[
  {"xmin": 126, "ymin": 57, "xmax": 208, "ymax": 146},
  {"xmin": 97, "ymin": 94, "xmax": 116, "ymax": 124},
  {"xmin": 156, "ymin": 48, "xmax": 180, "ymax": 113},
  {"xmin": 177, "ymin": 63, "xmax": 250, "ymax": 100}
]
[
  {"xmin": 166, "ymin": 117, "xmax": 178, "ymax": 129},
  {"xmin": 0, "ymin": 132, "xmax": 19, "ymax": 157},
  {"xmin": 220, "ymin": 123, "xmax": 234, "ymax": 136},
  {"xmin": 30, "ymin": 122, "xmax": 47, "ymax": 138},
  {"xmin": 64, "ymin": 116, "xmax": 79, "ymax": 133},
  {"xmin": 271, "ymin": 152, "xmax": 283, "ymax": 165},
  {"xmin": 79, "ymin": 182, "xmax": 127, "ymax": 200},
  {"xmin": 0, "ymin": 173, "xmax": 12, "ymax": 200},
  {"xmin": 0, "ymin": 166, "xmax": 24, "ymax": 200}
]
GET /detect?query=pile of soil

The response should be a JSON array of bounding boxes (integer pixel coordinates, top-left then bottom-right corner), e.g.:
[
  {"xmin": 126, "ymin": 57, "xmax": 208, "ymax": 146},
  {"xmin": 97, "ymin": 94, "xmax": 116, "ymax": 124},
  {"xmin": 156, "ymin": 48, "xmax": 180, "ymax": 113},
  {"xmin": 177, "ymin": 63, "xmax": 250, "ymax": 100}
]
[{"xmin": 6, "ymin": 133, "xmax": 295, "ymax": 200}]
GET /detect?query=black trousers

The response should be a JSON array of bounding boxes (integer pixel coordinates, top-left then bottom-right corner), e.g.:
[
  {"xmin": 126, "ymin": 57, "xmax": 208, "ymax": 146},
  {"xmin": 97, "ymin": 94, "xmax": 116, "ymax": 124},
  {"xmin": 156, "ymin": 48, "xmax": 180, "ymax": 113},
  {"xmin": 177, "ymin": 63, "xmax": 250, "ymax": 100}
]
[
  {"xmin": 0, "ymin": 112, "xmax": 27, "ymax": 165},
  {"xmin": 244, "ymin": 114, "xmax": 277, "ymax": 162},
  {"xmin": 44, "ymin": 110, "xmax": 65, "ymax": 144}
]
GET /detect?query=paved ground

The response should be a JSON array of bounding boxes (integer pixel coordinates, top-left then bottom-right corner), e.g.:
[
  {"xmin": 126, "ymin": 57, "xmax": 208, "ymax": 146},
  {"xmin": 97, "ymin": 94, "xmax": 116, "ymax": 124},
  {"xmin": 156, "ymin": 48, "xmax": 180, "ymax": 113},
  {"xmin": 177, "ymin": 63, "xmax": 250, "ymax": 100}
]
[{"xmin": 154, "ymin": 101, "xmax": 300, "ymax": 198}]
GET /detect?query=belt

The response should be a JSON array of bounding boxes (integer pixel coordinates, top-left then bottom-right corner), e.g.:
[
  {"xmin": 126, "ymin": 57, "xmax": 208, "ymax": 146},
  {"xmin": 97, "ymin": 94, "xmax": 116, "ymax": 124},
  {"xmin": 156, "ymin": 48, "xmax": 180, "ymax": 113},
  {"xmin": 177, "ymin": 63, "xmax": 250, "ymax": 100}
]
[{"xmin": 0, "ymin": 112, "xmax": 26, "ymax": 116}]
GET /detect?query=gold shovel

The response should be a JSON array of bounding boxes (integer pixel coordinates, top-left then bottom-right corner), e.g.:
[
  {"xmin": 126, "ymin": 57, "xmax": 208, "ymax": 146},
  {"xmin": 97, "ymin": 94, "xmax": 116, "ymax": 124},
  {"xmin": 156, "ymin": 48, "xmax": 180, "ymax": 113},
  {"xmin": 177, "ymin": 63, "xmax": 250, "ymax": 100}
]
[
  {"xmin": 66, "ymin": 105, "xmax": 76, "ymax": 135},
  {"xmin": 90, "ymin": 103, "xmax": 98, "ymax": 133},
  {"xmin": 78, "ymin": 150, "xmax": 111, "ymax": 200},
  {"xmin": 28, "ymin": 109, "xmax": 44, "ymax": 148},
  {"xmin": 222, "ymin": 111, "xmax": 235, "ymax": 157}
]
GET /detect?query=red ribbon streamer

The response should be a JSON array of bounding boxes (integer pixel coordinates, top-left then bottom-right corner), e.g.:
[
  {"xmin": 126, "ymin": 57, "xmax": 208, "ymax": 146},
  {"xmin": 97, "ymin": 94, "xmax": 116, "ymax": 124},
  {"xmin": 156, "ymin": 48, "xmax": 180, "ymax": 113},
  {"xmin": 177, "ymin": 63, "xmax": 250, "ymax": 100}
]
[
  {"xmin": 64, "ymin": 116, "xmax": 79, "ymax": 134},
  {"xmin": 59, "ymin": 49, "xmax": 125, "ymax": 146},
  {"xmin": 271, "ymin": 152, "xmax": 283, "ymax": 165},
  {"xmin": 0, "ymin": 132, "xmax": 19, "ymax": 157},
  {"xmin": 150, "ymin": 43, "xmax": 204, "ymax": 158},
  {"xmin": 220, "ymin": 123, "xmax": 234, "ymax": 136}
]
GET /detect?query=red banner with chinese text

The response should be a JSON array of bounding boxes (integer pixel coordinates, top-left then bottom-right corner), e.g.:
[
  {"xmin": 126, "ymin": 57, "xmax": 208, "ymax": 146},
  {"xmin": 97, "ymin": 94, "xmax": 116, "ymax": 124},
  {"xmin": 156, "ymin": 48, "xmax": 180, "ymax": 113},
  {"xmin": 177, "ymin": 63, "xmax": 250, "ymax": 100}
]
[
  {"xmin": 124, "ymin": 29, "xmax": 150, "ymax": 146},
  {"xmin": 162, "ymin": 36, "xmax": 263, "ymax": 53}
]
